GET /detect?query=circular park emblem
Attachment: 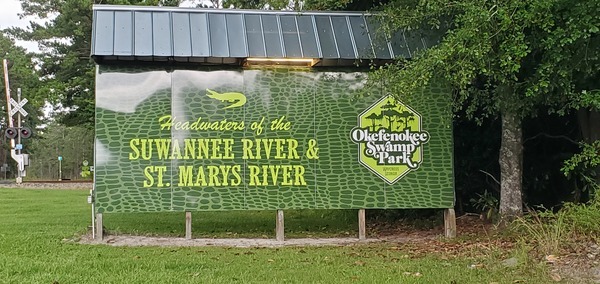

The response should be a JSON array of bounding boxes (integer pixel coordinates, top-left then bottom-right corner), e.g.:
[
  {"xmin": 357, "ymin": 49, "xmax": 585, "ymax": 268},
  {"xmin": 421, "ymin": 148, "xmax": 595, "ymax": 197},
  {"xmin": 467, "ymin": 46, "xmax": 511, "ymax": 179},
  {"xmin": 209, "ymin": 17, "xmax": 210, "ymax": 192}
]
[{"xmin": 350, "ymin": 95, "xmax": 430, "ymax": 184}]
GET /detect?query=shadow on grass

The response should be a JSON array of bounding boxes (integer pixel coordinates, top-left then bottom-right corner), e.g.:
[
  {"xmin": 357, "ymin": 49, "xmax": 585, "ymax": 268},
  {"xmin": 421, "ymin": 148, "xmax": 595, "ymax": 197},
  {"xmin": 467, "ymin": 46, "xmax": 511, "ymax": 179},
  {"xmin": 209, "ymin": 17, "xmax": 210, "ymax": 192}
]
[{"xmin": 107, "ymin": 209, "xmax": 358, "ymax": 238}]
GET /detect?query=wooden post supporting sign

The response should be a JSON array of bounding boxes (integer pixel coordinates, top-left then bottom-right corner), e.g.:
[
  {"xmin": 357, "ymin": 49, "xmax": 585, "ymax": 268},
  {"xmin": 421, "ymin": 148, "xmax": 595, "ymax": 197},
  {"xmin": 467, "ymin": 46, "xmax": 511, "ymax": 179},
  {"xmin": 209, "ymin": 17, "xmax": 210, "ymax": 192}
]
[
  {"xmin": 358, "ymin": 209, "xmax": 366, "ymax": 240},
  {"xmin": 95, "ymin": 213, "xmax": 103, "ymax": 240},
  {"xmin": 185, "ymin": 211, "xmax": 192, "ymax": 240},
  {"xmin": 444, "ymin": 208, "xmax": 457, "ymax": 238},
  {"xmin": 276, "ymin": 209, "xmax": 284, "ymax": 241}
]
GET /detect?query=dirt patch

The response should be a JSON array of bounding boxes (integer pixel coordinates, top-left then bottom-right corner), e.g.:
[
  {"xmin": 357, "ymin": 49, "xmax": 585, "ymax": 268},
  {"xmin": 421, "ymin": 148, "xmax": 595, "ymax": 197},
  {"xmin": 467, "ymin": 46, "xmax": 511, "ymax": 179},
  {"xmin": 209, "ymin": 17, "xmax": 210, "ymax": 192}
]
[
  {"xmin": 78, "ymin": 218, "xmax": 449, "ymax": 248},
  {"xmin": 551, "ymin": 242, "xmax": 600, "ymax": 283},
  {"xmin": 0, "ymin": 181, "xmax": 92, "ymax": 190},
  {"xmin": 77, "ymin": 234, "xmax": 409, "ymax": 248}
]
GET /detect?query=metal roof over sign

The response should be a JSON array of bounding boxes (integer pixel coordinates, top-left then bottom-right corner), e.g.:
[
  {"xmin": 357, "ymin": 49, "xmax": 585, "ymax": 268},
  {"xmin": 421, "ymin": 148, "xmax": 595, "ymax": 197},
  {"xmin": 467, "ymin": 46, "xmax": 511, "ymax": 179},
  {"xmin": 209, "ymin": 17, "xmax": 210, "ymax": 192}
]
[{"xmin": 91, "ymin": 5, "xmax": 442, "ymax": 66}]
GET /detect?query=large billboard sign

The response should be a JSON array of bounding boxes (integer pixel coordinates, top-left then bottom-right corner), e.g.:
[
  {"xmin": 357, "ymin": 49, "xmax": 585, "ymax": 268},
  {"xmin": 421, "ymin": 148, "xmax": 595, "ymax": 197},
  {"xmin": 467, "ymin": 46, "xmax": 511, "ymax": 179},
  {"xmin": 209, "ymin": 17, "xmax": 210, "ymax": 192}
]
[{"xmin": 94, "ymin": 67, "xmax": 454, "ymax": 213}]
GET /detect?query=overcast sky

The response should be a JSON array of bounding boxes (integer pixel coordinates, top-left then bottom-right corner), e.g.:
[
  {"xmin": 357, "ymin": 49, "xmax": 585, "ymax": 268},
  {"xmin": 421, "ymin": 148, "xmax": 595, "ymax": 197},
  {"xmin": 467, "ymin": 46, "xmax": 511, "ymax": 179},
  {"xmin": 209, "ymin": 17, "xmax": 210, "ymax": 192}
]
[
  {"xmin": 0, "ymin": 0, "xmax": 39, "ymax": 52},
  {"xmin": 0, "ymin": 0, "xmax": 24, "ymax": 30}
]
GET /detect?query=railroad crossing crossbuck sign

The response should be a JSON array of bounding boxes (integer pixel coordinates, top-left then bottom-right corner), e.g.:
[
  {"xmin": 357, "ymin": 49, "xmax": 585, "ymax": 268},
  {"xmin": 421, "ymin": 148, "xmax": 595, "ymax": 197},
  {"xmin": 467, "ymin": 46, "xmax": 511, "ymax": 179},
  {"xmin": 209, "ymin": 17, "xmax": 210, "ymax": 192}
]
[{"xmin": 9, "ymin": 98, "xmax": 28, "ymax": 117}]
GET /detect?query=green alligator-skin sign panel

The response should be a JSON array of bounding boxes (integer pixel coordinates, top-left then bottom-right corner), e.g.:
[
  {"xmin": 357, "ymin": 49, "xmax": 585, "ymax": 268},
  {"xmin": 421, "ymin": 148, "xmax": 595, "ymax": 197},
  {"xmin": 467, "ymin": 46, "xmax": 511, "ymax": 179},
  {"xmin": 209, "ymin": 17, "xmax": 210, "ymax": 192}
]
[{"xmin": 94, "ymin": 66, "xmax": 454, "ymax": 213}]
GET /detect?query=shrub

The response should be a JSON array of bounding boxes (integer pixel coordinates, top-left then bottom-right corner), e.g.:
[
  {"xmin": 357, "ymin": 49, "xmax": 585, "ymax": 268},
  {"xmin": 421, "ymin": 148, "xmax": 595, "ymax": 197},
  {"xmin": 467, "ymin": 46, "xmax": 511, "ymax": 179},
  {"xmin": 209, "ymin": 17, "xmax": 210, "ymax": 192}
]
[{"xmin": 561, "ymin": 195, "xmax": 600, "ymax": 239}]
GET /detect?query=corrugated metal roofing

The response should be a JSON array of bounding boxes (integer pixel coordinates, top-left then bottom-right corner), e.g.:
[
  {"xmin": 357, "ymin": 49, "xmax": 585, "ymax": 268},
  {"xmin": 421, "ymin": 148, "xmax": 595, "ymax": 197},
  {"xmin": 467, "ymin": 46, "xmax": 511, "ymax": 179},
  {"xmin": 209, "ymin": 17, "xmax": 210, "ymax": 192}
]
[{"xmin": 91, "ymin": 5, "xmax": 440, "ymax": 66}]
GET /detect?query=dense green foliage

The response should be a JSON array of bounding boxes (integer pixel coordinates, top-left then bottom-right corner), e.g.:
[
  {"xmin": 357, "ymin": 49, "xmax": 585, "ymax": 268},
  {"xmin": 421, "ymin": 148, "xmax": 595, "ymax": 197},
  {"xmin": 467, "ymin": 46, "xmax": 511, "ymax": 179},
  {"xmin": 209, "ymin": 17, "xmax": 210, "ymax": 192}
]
[
  {"xmin": 26, "ymin": 123, "xmax": 94, "ymax": 180},
  {"xmin": 562, "ymin": 195, "xmax": 600, "ymax": 238},
  {"xmin": 374, "ymin": 0, "xmax": 600, "ymax": 218},
  {"xmin": 377, "ymin": 0, "xmax": 599, "ymax": 109},
  {"xmin": 213, "ymin": 0, "xmax": 383, "ymax": 10},
  {"xmin": 562, "ymin": 140, "xmax": 600, "ymax": 200},
  {"xmin": 0, "ymin": 33, "xmax": 43, "ymax": 125}
]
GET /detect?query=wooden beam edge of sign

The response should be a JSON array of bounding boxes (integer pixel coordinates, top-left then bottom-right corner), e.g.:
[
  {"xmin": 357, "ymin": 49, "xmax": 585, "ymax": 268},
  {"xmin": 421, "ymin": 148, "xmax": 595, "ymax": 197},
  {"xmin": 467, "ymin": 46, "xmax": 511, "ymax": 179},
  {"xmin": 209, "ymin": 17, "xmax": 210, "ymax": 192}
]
[{"xmin": 444, "ymin": 208, "xmax": 457, "ymax": 238}]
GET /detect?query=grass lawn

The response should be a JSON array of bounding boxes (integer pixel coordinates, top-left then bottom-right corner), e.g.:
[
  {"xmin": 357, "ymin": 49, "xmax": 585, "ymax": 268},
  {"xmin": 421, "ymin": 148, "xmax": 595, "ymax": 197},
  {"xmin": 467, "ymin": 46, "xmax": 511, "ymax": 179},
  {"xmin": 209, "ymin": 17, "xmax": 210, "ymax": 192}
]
[{"xmin": 0, "ymin": 188, "xmax": 553, "ymax": 283}]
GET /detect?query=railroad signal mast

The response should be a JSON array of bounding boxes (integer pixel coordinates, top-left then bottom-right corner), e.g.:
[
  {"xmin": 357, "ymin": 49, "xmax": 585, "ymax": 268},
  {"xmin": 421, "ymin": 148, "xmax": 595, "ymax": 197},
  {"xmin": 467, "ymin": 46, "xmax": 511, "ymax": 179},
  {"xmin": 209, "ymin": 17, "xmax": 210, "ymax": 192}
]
[{"xmin": 3, "ymin": 59, "xmax": 32, "ymax": 184}]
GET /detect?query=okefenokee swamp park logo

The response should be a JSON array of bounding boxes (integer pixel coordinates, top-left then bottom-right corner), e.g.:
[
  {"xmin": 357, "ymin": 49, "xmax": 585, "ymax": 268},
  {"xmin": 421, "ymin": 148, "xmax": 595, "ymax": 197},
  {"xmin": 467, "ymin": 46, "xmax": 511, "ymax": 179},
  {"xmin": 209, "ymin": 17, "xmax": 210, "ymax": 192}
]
[{"xmin": 350, "ymin": 95, "xmax": 430, "ymax": 184}]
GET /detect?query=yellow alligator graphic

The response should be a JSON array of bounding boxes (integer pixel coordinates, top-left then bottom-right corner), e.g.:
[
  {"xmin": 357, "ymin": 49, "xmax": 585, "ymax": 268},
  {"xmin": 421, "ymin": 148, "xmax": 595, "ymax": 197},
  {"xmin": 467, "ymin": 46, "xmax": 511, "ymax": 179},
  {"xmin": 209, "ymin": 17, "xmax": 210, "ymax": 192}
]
[{"xmin": 206, "ymin": 89, "xmax": 247, "ymax": 109}]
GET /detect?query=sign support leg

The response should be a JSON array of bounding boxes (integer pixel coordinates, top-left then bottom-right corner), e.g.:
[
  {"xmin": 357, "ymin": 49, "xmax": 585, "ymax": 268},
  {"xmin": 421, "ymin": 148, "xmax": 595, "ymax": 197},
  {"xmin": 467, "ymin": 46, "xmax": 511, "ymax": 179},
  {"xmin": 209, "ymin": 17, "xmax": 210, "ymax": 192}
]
[
  {"xmin": 276, "ymin": 210, "xmax": 284, "ymax": 241},
  {"xmin": 185, "ymin": 211, "xmax": 192, "ymax": 240},
  {"xmin": 95, "ymin": 213, "xmax": 103, "ymax": 240},
  {"xmin": 91, "ymin": 194, "xmax": 95, "ymax": 240},
  {"xmin": 444, "ymin": 208, "xmax": 457, "ymax": 238},
  {"xmin": 358, "ymin": 209, "xmax": 366, "ymax": 240}
]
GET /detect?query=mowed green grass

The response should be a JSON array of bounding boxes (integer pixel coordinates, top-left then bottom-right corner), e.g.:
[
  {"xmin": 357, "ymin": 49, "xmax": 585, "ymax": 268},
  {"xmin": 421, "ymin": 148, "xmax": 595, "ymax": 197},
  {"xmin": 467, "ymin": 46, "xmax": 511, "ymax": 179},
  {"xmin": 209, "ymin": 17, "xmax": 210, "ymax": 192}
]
[{"xmin": 0, "ymin": 188, "xmax": 551, "ymax": 283}]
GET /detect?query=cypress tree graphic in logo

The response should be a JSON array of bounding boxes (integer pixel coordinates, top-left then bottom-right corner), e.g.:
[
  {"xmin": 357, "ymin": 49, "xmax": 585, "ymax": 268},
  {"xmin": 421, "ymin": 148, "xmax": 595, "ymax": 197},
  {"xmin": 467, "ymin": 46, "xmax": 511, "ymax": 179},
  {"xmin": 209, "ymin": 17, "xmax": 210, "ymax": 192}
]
[{"xmin": 350, "ymin": 95, "xmax": 430, "ymax": 184}]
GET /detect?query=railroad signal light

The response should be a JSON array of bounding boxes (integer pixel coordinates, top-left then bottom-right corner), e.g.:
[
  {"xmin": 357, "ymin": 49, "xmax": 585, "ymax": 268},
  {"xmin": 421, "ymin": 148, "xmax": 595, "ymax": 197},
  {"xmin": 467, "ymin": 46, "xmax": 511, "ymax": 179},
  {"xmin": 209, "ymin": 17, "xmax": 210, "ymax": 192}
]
[
  {"xmin": 5, "ymin": 127, "xmax": 18, "ymax": 139},
  {"xmin": 20, "ymin": 127, "xmax": 32, "ymax": 139},
  {"xmin": 4, "ymin": 127, "xmax": 33, "ymax": 139}
]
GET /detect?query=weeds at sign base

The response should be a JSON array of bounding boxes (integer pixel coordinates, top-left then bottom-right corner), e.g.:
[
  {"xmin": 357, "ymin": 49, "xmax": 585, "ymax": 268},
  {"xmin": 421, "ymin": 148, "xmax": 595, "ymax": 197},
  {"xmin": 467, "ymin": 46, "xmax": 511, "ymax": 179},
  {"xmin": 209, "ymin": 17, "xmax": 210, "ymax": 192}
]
[
  {"xmin": 513, "ymin": 193, "xmax": 600, "ymax": 257},
  {"xmin": 513, "ymin": 208, "xmax": 569, "ymax": 256}
]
